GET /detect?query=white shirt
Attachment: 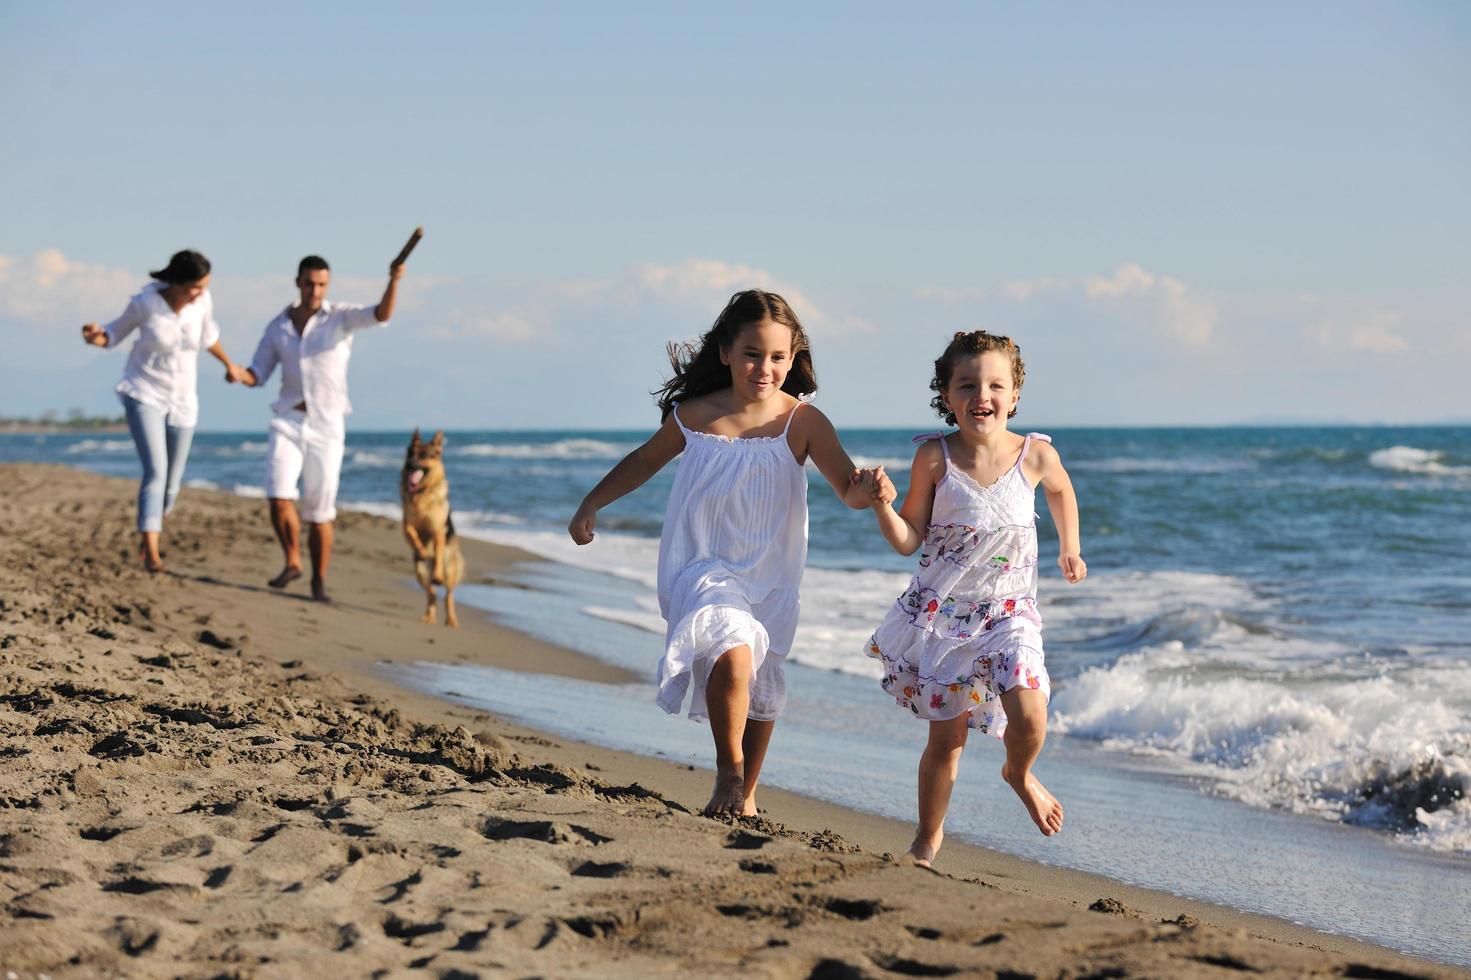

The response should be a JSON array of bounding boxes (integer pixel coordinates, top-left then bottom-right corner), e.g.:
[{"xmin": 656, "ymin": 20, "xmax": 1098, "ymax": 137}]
[
  {"xmin": 247, "ymin": 300, "xmax": 386, "ymax": 427},
  {"xmin": 104, "ymin": 283, "xmax": 220, "ymax": 428}
]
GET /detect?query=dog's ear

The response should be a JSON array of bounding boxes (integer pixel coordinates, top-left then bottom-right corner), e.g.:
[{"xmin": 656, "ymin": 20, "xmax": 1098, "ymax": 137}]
[
  {"xmin": 431, "ymin": 430, "xmax": 445, "ymax": 449},
  {"xmin": 410, "ymin": 427, "xmax": 422, "ymax": 447}
]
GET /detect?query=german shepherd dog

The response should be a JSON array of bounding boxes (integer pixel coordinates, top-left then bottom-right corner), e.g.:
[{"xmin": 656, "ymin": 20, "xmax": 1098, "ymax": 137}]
[{"xmin": 401, "ymin": 429, "xmax": 464, "ymax": 627}]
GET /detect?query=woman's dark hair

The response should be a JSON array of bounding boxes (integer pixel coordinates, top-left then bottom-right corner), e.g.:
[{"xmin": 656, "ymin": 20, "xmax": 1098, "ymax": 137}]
[
  {"xmin": 654, "ymin": 289, "xmax": 817, "ymax": 419},
  {"xmin": 930, "ymin": 330, "xmax": 1026, "ymax": 424},
  {"xmin": 149, "ymin": 250, "xmax": 211, "ymax": 285}
]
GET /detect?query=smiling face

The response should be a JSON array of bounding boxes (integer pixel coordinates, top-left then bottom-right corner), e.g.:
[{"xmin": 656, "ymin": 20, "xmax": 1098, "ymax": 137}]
[
  {"xmin": 719, "ymin": 319, "xmax": 793, "ymax": 403},
  {"xmin": 943, "ymin": 351, "xmax": 1020, "ymax": 434},
  {"xmin": 162, "ymin": 274, "xmax": 210, "ymax": 309}
]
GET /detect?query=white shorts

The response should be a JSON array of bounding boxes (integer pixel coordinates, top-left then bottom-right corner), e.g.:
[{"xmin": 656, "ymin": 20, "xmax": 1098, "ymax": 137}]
[{"xmin": 264, "ymin": 411, "xmax": 345, "ymax": 523}]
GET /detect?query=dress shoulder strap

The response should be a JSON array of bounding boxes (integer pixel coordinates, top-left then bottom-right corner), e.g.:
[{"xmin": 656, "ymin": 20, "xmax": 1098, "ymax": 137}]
[
  {"xmin": 780, "ymin": 400, "xmax": 805, "ymax": 437},
  {"xmin": 1018, "ymin": 432, "xmax": 1052, "ymax": 467},
  {"xmin": 670, "ymin": 404, "xmax": 692, "ymax": 436},
  {"xmin": 912, "ymin": 431, "xmax": 951, "ymax": 460}
]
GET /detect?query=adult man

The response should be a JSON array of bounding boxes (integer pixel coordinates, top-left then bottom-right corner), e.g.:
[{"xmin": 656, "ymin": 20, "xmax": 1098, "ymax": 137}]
[{"xmin": 237, "ymin": 252, "xmax": 404, "ymax": 601}]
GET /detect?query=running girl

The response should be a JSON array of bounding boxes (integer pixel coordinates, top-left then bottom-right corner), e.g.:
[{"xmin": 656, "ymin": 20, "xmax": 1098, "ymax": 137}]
[
  {"xmin": 863, "ymin": 330, "xmax": 1084, "ymax": 866},
  {"xmin": 568, "ymin": 290, "xmax": 884, "ymax": 816}
]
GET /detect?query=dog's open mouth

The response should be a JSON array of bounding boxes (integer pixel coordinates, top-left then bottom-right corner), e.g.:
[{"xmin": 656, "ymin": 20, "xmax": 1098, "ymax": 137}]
[{"xmin": 406, "ymin": 468, "xmax": 425, "ymax": 494}]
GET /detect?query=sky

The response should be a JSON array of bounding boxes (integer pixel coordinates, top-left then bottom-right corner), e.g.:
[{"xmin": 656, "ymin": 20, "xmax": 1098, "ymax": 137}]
[{"xmin": 2, "ymin": 1, "xmax": 1467, "ymax": 431}]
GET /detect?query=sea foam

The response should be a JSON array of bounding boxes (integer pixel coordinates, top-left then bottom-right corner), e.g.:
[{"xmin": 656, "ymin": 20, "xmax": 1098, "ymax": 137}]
[
  {"xmin": 1052, "ymin": 645, "xmax": 1471, "ymax": 853},
  {"xmin": 1368, "ymin": 445, "xmax": 1471, "ymax": 479}
]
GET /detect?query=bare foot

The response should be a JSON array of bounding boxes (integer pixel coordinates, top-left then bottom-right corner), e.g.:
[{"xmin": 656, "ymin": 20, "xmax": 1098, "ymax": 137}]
[
  {"xmin": 906, "ymin": 832, "xmax": 942, "ymax": 868},
  {"xmin": 139, "ymin": 544, "xmax": 164, "ymax": 574},
  {"xmin": 740, "ymin": 794, "xmax": 758, "ymax": 817},
  {"xmin": 1002, "ymin": 763, "xmax": 1064, "ymax": 836},
  {"xmin": 703, "ymin": 769, "xmax": 745, "ymax": 817},
  {"xmin": 310, "ymin": 577, "xmax": 331, "ymax": 603},
  {"xmin": 268, "ymin": 565, "xmax": 303, "ymax": 589}
]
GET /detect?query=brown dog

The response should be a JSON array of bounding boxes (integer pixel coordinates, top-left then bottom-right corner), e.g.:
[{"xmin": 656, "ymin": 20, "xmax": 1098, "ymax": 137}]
[{"xmin": 401, "ymin": 429, "xmax": 464, "ymax": 627}]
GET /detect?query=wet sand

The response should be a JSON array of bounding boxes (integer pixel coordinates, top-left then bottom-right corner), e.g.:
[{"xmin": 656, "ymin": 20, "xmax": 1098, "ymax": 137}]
[{"xmin": 0, "ymin": 462, "xmax": 1460, "ymax": 978}]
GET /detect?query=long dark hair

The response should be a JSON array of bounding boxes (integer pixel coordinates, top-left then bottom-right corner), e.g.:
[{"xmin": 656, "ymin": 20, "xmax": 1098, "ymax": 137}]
[
  {"xmin": 654, "ymin": 289, "xmax": 817, "ymax": 419},
  {"xmin": 149, "ymin": 250, "xmax": 211, "ymax": 285}
]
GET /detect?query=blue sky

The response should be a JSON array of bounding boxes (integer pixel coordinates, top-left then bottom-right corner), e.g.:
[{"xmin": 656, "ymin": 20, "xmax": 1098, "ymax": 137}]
[{"xmin": 2, "ymin": 2, "xmax": 1467, "ymax": 430}]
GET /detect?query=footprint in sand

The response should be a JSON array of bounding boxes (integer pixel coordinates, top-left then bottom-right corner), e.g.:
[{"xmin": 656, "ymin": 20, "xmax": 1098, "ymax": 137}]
[
  {"xmin": 738, "ymin": 858, "xmax": 777, "ymax": 874},
  {"xmin": 723, "ymin": 829, "xmax": 771, "ymax": 850},
  {"xmin": 480, "ymin": 817, "xmax": 611, "ymax": 845},
  {"xmin": 821, "ymin": 897, "xmax": 885, "ymax": 921}
]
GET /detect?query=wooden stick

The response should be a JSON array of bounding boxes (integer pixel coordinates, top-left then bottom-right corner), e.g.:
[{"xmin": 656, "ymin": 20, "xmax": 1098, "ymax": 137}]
[{"xmin": 392, "ymin": 227, "xmax": 424, "ymax": 267}]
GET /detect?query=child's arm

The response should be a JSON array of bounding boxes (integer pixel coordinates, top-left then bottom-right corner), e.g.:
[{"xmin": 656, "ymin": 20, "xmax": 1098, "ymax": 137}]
[
  {"xmin": 870, "ymin": 441, "xmax": 941, "ymax": 555},
  {"xmin": 568, "ymin": 414, "xmax": 684, "ymax": 544},
  {"xmin": 799, "ymin": 407, "xmax": 881, "ymax": 510},
  {"xmin": 1030, "ymin": 442, "xmax": 1087, "ymax": 584}
]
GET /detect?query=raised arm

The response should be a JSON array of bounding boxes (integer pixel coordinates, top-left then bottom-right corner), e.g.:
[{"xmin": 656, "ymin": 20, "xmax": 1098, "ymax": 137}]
[
  {"xmin": 375, "ymin": 261, "xmax": 404, "ymax": 322},
  {"xmin": 1030, "ymin": 442, "xmax": 1086, "ymax": 583},
  {"xmin": 568, "ymin": 414, "xmax": 685, "ymax": 544}
]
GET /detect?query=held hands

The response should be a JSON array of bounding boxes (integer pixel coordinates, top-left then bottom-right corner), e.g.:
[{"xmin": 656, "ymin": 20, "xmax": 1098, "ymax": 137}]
[
  {"xmin": 568, "ymin": 503, "xmax": 597, "ymax": 545},
  {"xmin": 1058, "ymin": 553, "xmax": 1087, "ymax": 584},
  {"xmin": 849, "ymin": 466, "xmax": 897, "ymax": 508},
  {"xmin": 224, "ymin": 363, "xmax": 246, "ymax": 384},
  {"xmin": 81, "ymin": 323, "xmax": 107, "ymax": 347}
]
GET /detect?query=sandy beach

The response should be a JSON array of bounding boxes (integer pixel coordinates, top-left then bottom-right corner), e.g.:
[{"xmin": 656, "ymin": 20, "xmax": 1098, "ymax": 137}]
[{"xmin": 0, "ymin": 462, "xmax": 1460, "ymax": 979}]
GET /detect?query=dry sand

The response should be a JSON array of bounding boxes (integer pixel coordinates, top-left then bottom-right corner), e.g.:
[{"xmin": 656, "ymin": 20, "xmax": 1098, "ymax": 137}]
[{"xmin": 0, "ymin": 462, "xmax": 1460, "ymax": 979}]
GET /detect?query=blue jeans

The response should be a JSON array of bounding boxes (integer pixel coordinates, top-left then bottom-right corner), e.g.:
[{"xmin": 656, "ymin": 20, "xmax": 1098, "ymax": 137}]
[{"xmin": 121, "ymin": 395, "xmax": 195, "ymax": 533}]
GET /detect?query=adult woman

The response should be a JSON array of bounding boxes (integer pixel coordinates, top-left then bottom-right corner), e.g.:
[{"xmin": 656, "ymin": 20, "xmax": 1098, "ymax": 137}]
[{"xmin": 82, "ymin": 249, "xmax": 242, "ymax": 572}]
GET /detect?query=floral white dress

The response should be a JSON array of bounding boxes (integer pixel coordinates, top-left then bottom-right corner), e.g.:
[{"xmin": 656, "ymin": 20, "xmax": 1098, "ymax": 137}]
[
  {"xmin": 866, "ymin": 432, "xmax": 1052, "ymax": 737},
  {"xmin": 655, "ymin": 403, "xmax": 808, "ymax": 722}
]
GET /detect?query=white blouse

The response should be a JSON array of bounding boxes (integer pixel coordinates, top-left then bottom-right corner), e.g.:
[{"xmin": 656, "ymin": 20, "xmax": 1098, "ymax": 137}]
[{"xmin": 104, "ymin": 283, "xmax": 221, "ymax": 428}]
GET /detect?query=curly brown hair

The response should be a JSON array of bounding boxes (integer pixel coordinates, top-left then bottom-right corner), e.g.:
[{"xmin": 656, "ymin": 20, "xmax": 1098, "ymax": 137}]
[
  {"xmin": 929, "ymin": 330, "xmax": 1026, "ymax": 424},
  {"xmin": 654, "ymin": 290, "xmax": 817, "ymax": 419}
]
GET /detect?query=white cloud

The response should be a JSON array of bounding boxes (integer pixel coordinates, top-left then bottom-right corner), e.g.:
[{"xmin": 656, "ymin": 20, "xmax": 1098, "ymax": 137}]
[
  {"xmin": 919, "ymin": 263, "xmax": 1216, "ymax": 347},
  {"xmin": 0, "ymin": 249, "xmax": 139, "ymax": 324},
  {"xmin": 430, "ymin": 308, "xmax": 539, "ymax": 342},
  {"xmin": 1304, "ymin": 312, "xmax": 1411, "ymax": 354},
  {"xmin": 410, "ymin": 258, "xmax": 875, "ymax": 346},
  {"xmin": 1000, "ymin": 277, "xmax": 1067, "ymax": 303},
  {"xmin": 632, "ymin": 258, "xmax": 873, "ymax": 336},
  {"xmin": 1077, "ymin": 264, "xmax": 1215, "ymax": 345}
]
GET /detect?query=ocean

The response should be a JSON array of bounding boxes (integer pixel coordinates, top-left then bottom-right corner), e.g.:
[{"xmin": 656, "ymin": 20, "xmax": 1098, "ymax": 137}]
[{"xmin": 8, "ymin": 424, "xmax": 1469, "ymax": 964}]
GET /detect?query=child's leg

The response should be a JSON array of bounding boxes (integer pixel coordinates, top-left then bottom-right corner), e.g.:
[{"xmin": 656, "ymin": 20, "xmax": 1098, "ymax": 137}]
[
  {"xmin": 998, "ymin": 688, "xmax": 1064, "ymax": 836},
  {"xmin": 910, "ymin": 713, "xmax": 971, "ymax": 867},
  {"xmin": 703, "ymin": 644, "xmax": 753, "ymax": 815},
  {"xmin": 738, "ymin": 720, "xmax": 774, "ymax": 816}
]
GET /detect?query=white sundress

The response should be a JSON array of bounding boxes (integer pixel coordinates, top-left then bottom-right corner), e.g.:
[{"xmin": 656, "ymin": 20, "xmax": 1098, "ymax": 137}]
[
  {"xmin": 865, "ymin": 432, "xmax": 1053, "ymax": 737},
  {"xmin": 655, "ymin": 402, "xmax": 809, "ymax": 722}
]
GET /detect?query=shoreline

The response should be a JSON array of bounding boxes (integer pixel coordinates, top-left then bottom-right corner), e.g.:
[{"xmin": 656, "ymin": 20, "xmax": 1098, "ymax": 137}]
[
  {"xmin": 0, "ymin": 462, "xmax": 1461, "ymax": 976},
  {"xmin": 0, "ymin": 424, "xmax": 128, "ymax": 435}
]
